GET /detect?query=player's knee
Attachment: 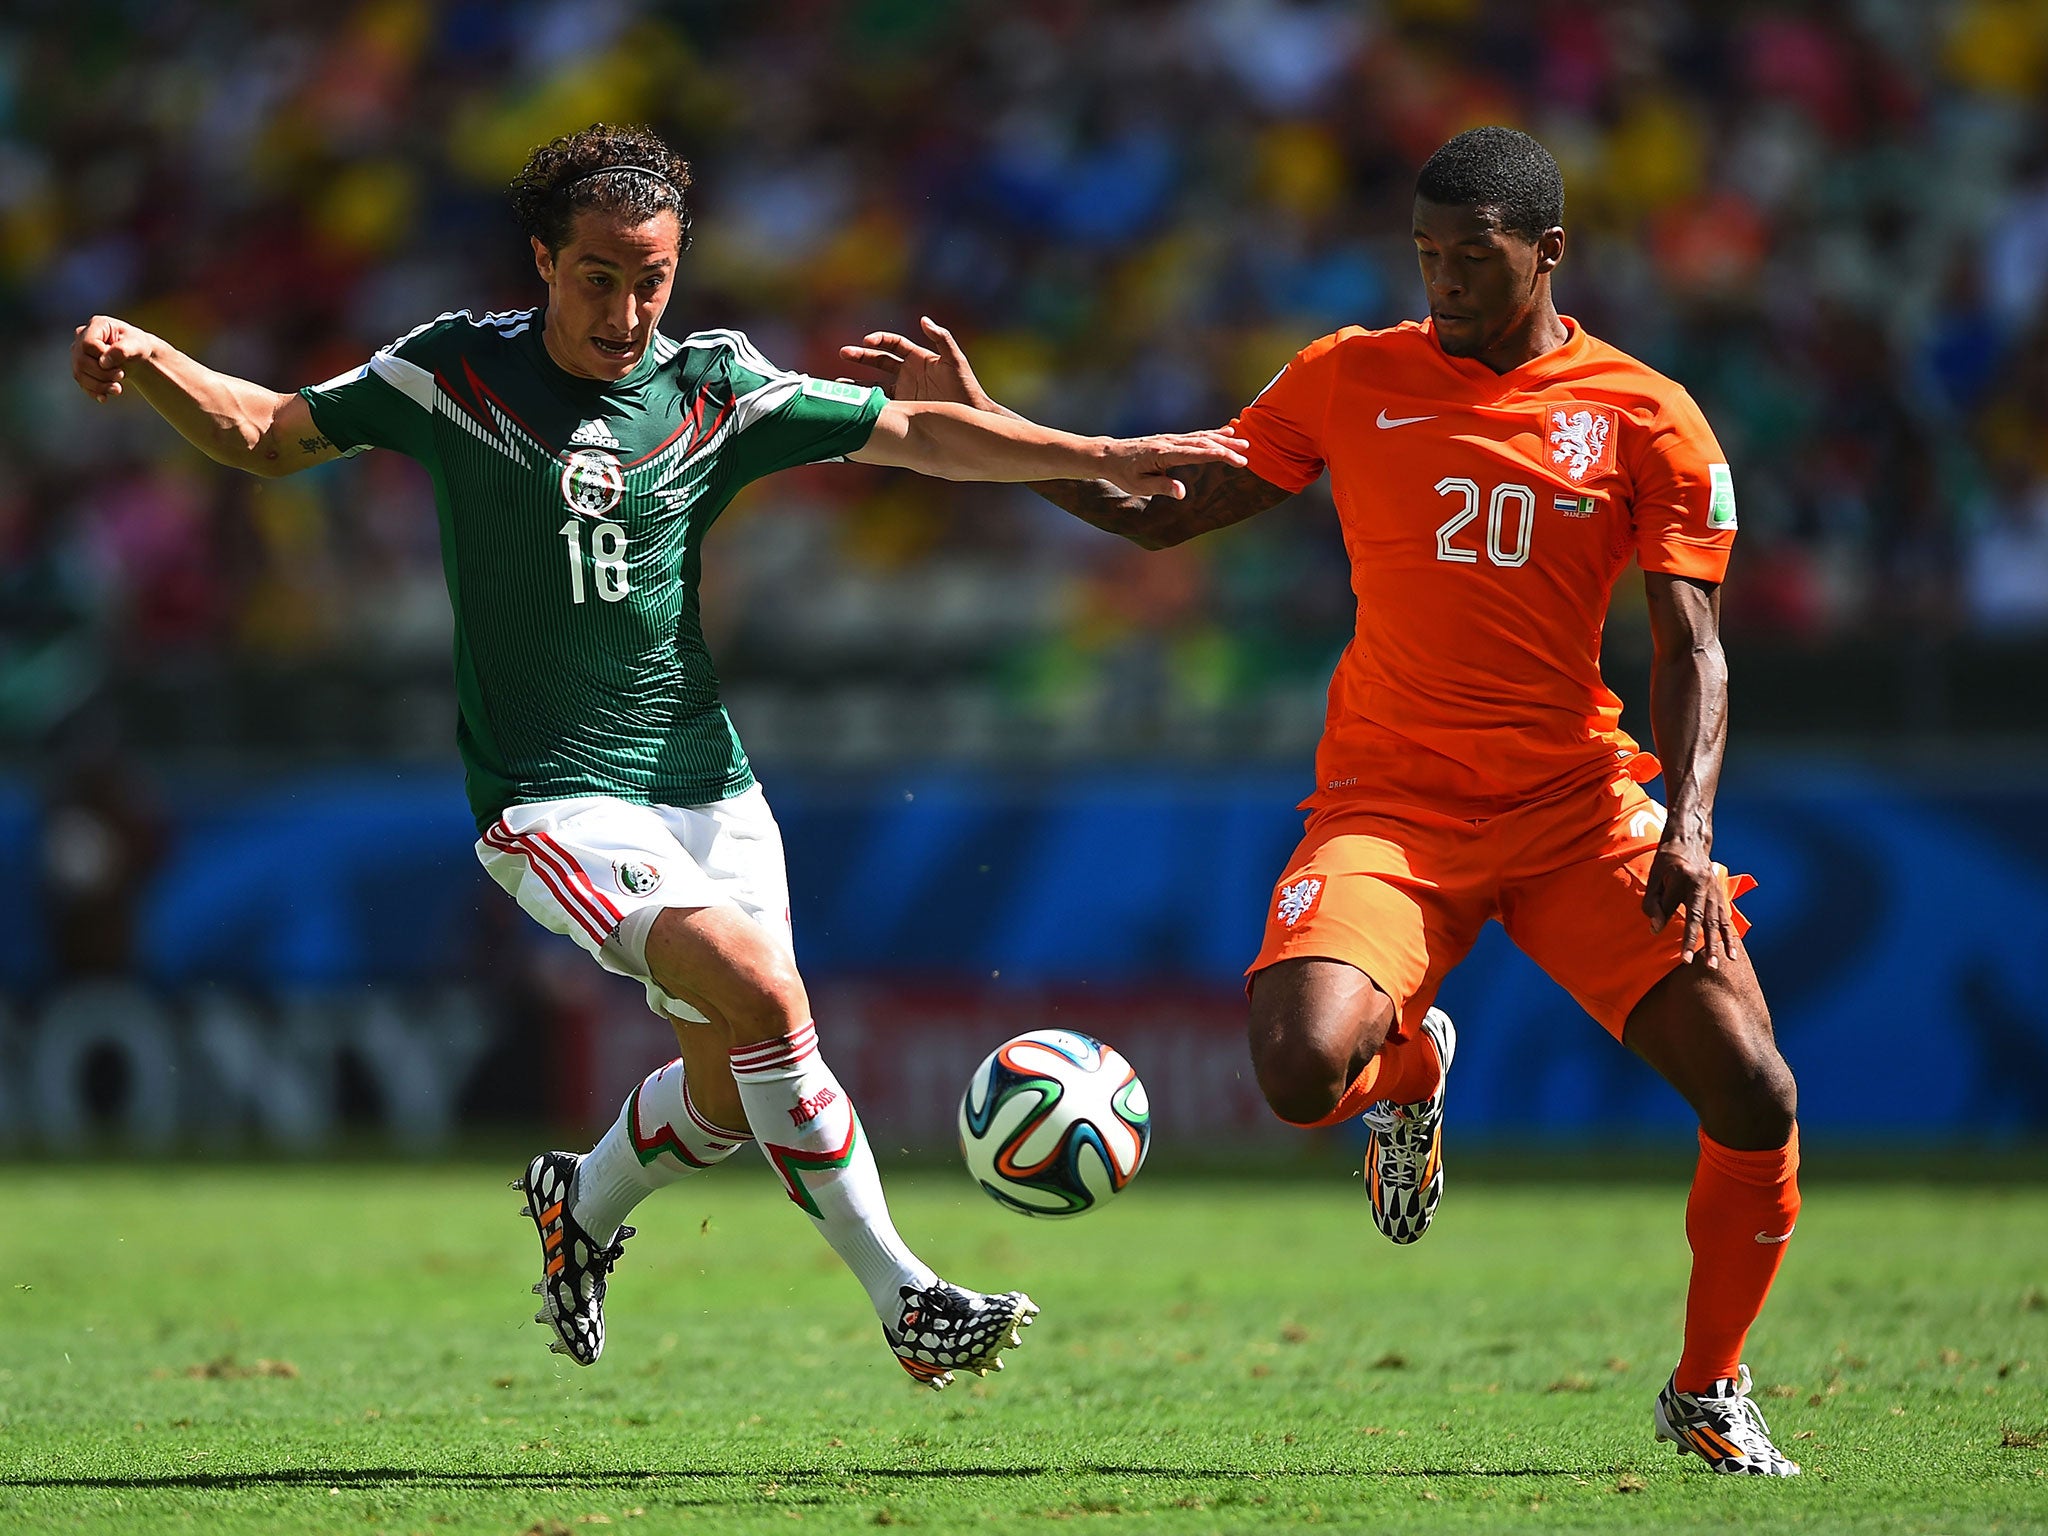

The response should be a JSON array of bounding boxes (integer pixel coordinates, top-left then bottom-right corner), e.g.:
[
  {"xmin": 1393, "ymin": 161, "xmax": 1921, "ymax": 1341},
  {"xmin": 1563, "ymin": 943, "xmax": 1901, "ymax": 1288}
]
[
  {"xmin": 1748, "ymin": 1051, "xmax": 1798, "ymax": 1135},
  {"xmin": 1247, "ymin": 1023, "xmax": 1352, "ymax": 1125},
  {"xmin": 1246, "ymin": 963, "xmax": 1396, "ymax": 1125},
  {"xmin": 1708, "ymin": 1045, "xmax": 1798, "ymax": 1148},
  {"xmin": 717, "ymin": 955, "xmax": 810, "ymax": 1043}
]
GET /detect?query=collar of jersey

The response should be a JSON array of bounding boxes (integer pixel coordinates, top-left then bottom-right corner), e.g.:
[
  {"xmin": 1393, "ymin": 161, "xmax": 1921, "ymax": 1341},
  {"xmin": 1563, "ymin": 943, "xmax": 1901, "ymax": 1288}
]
[
  {"xmin": 1427, "ymin": 314, "xmax": 1590, "ymax": 394},
  {"xmin": 529, "ymin": 321, "xmax": 662, "ymax": 400}
]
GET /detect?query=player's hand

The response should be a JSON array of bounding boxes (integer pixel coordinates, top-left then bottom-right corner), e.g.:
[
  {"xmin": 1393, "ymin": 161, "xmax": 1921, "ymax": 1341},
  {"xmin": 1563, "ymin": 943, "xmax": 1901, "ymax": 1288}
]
[
  {"xmin": 1642, "ymin": 834, "xmax": 1739, "ymax": 970},
  {"xmin": 839, "ymin": 316, "xmax": 997, "ymax": 410},
  {"xmin": 72, "ymin": 316, "xmax": 155, "ymax": 403},
  {"xmin": 1095, "ymin": 431, "xmax": 1250, "ymax": 499}
]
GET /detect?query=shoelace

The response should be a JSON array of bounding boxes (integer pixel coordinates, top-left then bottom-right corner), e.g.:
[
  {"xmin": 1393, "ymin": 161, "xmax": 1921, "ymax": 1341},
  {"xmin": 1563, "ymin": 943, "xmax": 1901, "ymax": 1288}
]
[
  {"xmin": 561, "ymin": 1224, "xmax": 636, "ymax": 1301},
  {"xmin": 1362, "ymin": 1103, "xmax": 1431, "ymax": 1181},
  {"xmin": 1709, "ymin": 1390, "xmax": 1783, "ymax": 1459},
  {"xmin": 593, "ymin": 1224, "xmax": 636, "ymax": 1277},
  {"xmin": 894, "ymin": 1283, "xmax": 967, "ymax": 1336}
]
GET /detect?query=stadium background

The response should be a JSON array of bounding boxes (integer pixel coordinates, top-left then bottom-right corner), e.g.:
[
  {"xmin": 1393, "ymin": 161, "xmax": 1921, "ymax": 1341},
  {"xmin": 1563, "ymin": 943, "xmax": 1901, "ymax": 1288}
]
[{"xmin": 3, "ymin": 0, "xmax": 2047, "ymax": 1157}]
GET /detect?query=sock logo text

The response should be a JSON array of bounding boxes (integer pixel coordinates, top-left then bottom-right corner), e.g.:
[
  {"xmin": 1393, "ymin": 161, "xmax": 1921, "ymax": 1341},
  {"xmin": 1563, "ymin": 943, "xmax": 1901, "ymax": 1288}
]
[{"xmin": 790, "ymin": 1088, "xmax": 839, "ymax": 1128}]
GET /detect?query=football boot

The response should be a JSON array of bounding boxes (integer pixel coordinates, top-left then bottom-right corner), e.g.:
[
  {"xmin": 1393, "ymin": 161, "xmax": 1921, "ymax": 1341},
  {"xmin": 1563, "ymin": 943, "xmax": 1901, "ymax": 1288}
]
[
  {"xmin": 515, "ymin": 1150, "xmax": 634, "ymax": 1365},
  {"xmin": 883, "ymin": 1281, "xmax": 1038, "ymax": 1390},
  {"xmin": 1360, "ymin": 1007, "xmax": 1457, "ymax": 1244},
  {"xmin": 1654, "ymin": 1365, "xmax": 1802, "ymax": 1475}
]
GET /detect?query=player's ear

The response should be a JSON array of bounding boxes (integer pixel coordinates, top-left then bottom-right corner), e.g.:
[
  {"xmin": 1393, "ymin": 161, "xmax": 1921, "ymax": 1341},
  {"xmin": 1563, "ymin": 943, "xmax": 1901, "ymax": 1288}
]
[
  {"xmin": 532, "ymin": 235, "xmax": 555, "ymax": 284},
  {"xmin": 1535, "ymin": 226, "xmax": 1565, "ymax": 276}
]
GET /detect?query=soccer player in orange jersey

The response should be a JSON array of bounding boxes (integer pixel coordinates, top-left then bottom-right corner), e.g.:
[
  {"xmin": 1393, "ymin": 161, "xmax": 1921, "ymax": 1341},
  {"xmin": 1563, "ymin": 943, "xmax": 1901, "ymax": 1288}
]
[{"xmin": 846, "ymin": 126, "xmax": 1802, "ymax": 1473}]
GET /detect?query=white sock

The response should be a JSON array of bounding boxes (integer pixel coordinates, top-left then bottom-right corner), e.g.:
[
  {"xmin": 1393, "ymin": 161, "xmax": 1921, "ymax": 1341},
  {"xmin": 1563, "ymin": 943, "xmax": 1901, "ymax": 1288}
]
[
  {"xmin": 729, "ymin": 1022, "xmax": 937, "ymax": 1321},
  {"xmin": 568, "ymin": 1059, "xmax": 748, "ymax": 1237}
]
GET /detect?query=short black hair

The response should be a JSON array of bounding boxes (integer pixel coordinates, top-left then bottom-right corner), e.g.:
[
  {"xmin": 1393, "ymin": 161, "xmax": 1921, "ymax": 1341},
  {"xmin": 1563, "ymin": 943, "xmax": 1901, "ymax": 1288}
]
[
  {"xmin": 1415, "ymin": 126, "xmax": 1563, "ymax": 239},
  {"xmin": 509, "ymin": 123, "xmax": 692, "ymax": 255}
]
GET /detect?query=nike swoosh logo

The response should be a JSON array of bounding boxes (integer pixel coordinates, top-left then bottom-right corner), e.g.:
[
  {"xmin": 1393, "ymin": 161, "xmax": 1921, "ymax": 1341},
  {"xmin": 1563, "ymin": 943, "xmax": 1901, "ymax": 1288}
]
[
  {"xmin": 1754, "ymin": 1227, "xmax": 1795, "ymax": 1244},
  {"xmin": 1376, "ymin": 410, "xmax": 1437, "ymax": 429}
]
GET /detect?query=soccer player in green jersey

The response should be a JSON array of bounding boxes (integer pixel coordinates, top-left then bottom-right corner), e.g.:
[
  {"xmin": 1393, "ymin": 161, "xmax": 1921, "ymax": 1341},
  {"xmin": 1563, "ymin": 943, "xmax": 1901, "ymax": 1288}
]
[{"xmin": 70, "ymin": 123, "xmax": 1246, "ymax": 1390}]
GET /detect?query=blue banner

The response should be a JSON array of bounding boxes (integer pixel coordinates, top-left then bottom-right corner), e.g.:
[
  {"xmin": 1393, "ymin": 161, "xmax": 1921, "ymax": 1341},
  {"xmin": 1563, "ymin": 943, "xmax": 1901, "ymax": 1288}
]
[{"xmin": 4, "ymin": 763, "xmax": 2045, "ymax": 1135}]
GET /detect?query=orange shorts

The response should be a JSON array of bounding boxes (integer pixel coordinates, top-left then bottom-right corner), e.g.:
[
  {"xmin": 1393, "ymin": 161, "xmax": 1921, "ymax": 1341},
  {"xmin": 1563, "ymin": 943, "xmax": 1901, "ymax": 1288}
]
[{"xmin": 1248, "ymin": 772, "xmax": 1755, "ymax": 1040}]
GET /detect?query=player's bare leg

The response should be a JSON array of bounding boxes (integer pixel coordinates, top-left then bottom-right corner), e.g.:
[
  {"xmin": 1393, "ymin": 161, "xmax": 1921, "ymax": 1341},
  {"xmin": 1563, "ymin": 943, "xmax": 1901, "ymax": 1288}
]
[
  {"xmin": 642, "ymin": 904, "xmax": 1035, "ymax": 1389},
  {"xmin": 1248, "ymin": 957, "xmax": 1455, "ymax": 1242},
  {"xmin": 1624, "ymin": 948, "xmax": 1803, "ymax": 1474},
  {"xmin": 1247, "ymin": 957, "xmax": 1396, "ymax": 1124}
]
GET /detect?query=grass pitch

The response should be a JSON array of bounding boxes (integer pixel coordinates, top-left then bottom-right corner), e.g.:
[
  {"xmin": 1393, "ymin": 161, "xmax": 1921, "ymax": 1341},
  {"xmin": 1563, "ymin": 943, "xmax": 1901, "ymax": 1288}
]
[{"xmin": 2, "ymin": 1163, "xmax": 2044, "ymax": 1535}]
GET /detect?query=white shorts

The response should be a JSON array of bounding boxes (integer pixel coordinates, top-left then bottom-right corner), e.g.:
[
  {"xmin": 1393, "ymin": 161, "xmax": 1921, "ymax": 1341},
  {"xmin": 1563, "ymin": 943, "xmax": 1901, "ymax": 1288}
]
[{"xmin": 476, "ymin": 785, "xmax": 793, "ymax": 1023}]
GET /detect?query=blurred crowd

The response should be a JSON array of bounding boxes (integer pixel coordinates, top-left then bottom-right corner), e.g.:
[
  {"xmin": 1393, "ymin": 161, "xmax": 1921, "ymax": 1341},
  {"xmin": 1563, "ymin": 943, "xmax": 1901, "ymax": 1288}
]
[{"xmin": 6, "ymin": 0, "xmax": 2048, "ymax": 759}]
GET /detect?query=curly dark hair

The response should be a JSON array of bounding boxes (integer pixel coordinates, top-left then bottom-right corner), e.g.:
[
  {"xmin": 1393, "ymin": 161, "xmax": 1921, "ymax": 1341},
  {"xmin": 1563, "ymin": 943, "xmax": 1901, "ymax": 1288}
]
[
  {"xmin": 1415, "ymin": 126, "xmax": 1563, "ymax": 239},
  {"xmin": 508, "ymin": 123, "xmax": 692, "ymax": 255}
]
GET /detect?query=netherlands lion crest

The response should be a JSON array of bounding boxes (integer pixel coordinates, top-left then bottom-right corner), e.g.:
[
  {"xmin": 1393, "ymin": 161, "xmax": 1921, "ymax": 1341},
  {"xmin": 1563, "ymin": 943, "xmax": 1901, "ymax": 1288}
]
[
  {"xmin": 614, "ymin": 860, "xmax": 662, "ymax": 897},
  {"xmin": 1276, "ymin": 876, "xmax": 1324, "ymax": 929},
  {"xmin": 1546, "ymin": 405, "xmax": 1617, "ymax": 483},
  {"xmin": 560, "ymin": 448, "xmax": 625, "ymax": 518}
]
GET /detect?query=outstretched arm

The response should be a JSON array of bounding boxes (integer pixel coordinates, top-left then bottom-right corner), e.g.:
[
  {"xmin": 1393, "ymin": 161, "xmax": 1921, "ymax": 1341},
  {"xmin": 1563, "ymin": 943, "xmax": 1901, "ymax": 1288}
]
[
  {"xmin": 1022, "ymin": 460, "xmax": 1293, "ymax": 550},
  {"xmin": 71, "ymin": 315, "xmax": 344, "ymax": 478},
  {"xmin": 842, "ymin": 317, "xmax": 1292, "ymax": 547},
  {"xmin": 1641, "ymin": 571, "xmax": 1737, "ymax": 968},
  {"xmin": 848, "ymin": 399, "xmax": 1247, "ymax": 500}
]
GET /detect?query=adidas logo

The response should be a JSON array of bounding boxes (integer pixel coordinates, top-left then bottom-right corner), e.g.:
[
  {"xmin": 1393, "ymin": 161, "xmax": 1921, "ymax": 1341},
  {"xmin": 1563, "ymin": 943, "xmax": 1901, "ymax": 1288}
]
[{"xmin": 569, "ymin": 418, "xmax": 621, "ymax": 449}]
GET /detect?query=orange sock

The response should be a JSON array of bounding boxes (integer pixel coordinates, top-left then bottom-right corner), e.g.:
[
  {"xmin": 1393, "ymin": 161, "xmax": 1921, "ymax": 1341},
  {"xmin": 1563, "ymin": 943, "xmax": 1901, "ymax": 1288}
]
[
  {"xmin": 1295, "ymin": 1026, "xmax": 1443, "ymax": 1129},
  {"xmin": 1674, "ymin": 1125, "xmax": 1801, "ymax": 1393}
]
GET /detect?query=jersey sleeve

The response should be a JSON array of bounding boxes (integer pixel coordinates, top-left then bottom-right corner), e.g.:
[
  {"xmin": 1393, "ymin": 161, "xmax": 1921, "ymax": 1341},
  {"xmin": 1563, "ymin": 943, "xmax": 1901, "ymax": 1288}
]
[
  {"xmin": 1630, "ymin": 387, "xmax": 1737, "ymax": 582},
  {"xmin": 712, "ymin": 335, "xmax": 887, "ymax": 484},
  {"xmin": 1225, "ymin": 333, "xmax": 1340, "ymax": 494},
  {"xmin": 298, "ymin": 315, "xmax": 453, "ymax": 461}
]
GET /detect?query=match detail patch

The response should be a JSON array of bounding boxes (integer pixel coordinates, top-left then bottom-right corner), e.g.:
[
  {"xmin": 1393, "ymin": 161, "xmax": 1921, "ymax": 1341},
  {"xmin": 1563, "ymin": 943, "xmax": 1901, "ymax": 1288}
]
[
  {"xmin": 1545, "ymin": 404, "xmax": 1619, "ymax": 483},
  {"xmin": 801, "ymin": 377, "xmax": 871, "ymax": 405}
]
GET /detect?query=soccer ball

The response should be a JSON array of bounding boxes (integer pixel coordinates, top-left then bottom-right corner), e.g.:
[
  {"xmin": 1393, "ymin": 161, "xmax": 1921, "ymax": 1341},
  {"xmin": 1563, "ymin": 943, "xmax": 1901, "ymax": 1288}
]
[{"xmin": 957, "ymin": 1029, "xmax": 1150, "ymax": 1217}]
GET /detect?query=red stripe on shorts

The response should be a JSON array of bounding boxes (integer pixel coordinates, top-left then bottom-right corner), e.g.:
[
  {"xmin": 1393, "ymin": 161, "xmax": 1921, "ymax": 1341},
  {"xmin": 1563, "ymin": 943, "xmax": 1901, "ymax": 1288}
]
[
  {"xmin": 488, "ymin": 818, "xmax": 616, "ymax": 946},
  {"xmin": 527, "ymin": 826, "xmax": 624, "ymax": 929}
]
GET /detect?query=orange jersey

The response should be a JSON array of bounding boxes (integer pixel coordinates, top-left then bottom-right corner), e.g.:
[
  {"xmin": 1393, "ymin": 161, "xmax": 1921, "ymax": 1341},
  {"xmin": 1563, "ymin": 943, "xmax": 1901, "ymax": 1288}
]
[{"xmin": 1230, "ymin": 317, "xmax": 1737, "ymax": 816}]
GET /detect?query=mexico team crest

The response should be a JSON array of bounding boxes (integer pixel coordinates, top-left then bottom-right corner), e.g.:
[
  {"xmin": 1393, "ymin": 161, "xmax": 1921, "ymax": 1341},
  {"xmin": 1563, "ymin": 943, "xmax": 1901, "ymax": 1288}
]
[
  {"xmin": 1545, "ymin": 404, "xmax": 1618, "ymax": 483},
  {"xmin": 614, "ymin": 860, "xmax": 662, "ymax": 897},
  {"xmin": 560, "ymin": 448, "xmax": 625, "ymax": 518},
  {"xmin": 1275, "ymin": 876, "xmax": 1324, "ymax": 930}
]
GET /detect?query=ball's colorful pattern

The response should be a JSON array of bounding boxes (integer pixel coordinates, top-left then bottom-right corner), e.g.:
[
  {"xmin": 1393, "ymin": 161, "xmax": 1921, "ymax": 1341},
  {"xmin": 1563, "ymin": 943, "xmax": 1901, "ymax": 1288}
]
[{"xmin": 958, "ymin": 1029, "xmax": 1150, "ymax": 1217}]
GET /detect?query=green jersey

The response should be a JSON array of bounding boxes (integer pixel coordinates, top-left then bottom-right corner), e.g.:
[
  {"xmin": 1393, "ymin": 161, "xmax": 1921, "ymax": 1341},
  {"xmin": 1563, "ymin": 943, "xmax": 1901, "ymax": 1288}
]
[{"xmin": 300, "ymin": 310, "xmax": 885, "ymax": 828}]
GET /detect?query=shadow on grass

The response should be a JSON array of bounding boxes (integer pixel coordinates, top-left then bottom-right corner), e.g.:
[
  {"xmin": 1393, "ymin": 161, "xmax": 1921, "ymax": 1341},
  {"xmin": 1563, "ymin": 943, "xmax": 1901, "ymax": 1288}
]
[{"xmin": 4, "ymin": 1464, "xmax": 1596, "ymax": 1492}]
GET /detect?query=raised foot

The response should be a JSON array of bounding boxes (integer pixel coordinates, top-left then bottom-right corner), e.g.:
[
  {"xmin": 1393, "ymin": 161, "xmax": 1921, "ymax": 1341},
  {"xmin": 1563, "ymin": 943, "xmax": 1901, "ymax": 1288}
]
[
  {"xmin": 514, "ymin": 1150, "xmax": 634, "ymax": 1367},
  {"xmin": 1361, "ymin": 1007, "xmax": 1457, "ymax": 1245},
  {"xmin": 884, "ymin": 1282, "xmax": 1039, "ymax": 1391}
]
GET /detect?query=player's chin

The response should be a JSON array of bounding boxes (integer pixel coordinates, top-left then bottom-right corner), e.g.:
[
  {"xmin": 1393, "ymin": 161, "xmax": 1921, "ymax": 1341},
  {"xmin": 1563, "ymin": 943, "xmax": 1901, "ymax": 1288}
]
[{"xmin": 1431, "ymin": 320, "xmax": 1487, "ymax": 357}]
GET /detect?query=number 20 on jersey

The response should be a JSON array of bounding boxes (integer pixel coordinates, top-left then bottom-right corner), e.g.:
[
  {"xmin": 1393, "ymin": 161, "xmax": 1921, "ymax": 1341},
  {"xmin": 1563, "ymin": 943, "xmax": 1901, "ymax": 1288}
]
[{"xmin": 1433, "ymin": 476, "xmax": 1542, "ymax": 567}]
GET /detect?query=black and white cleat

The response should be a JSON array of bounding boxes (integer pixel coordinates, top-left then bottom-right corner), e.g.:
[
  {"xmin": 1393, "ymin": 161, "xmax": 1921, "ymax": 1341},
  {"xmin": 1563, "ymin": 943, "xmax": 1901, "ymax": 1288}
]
[
  {"xmin": 514, "ymin": 1150, "xmax": 633, "ymax": 1366},
  {"xmin": 883, "ymin": 1281, "xmax": 1038, "ymax": 1390},
  {"xmin": 1361, "ymin": 1007, "xmax": 1457, "ymax": 1245},
  {"xmin": 1654, "ymin": 1366, "xmax": 1802, "ymax": 1475}
]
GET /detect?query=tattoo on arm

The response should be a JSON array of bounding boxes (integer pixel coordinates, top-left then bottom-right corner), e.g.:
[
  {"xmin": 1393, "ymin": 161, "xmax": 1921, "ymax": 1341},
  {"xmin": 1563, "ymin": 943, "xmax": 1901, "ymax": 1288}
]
[
  {"xmin": 298, "ymin": 434, "xmax": 332, "ymax": 455},
  {"xmin": 1027, "ymin": 461, "xmax": 1292, "ymax": 548}
]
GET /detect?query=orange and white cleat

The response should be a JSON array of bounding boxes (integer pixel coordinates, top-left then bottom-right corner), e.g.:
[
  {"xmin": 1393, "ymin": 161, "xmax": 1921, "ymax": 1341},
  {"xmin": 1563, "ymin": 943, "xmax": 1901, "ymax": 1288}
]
[
  {"xmin": 1654, "ymin": 1366, "xmax": 1802, "ymax": 1475},
  {"xmin": 515, "ymin": 1150, "xmax": 634, "ymax": 1366},
  {"xmin": 1360, "ymin": 1007, "xmax": 1456, "ymax": 1245}
]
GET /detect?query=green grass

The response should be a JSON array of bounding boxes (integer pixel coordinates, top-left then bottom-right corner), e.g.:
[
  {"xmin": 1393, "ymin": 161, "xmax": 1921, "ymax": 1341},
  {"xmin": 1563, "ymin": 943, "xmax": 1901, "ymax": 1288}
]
[{"xmin": 2, "ymin": 1164, "xmax": 2044, "ymax": 1535}]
